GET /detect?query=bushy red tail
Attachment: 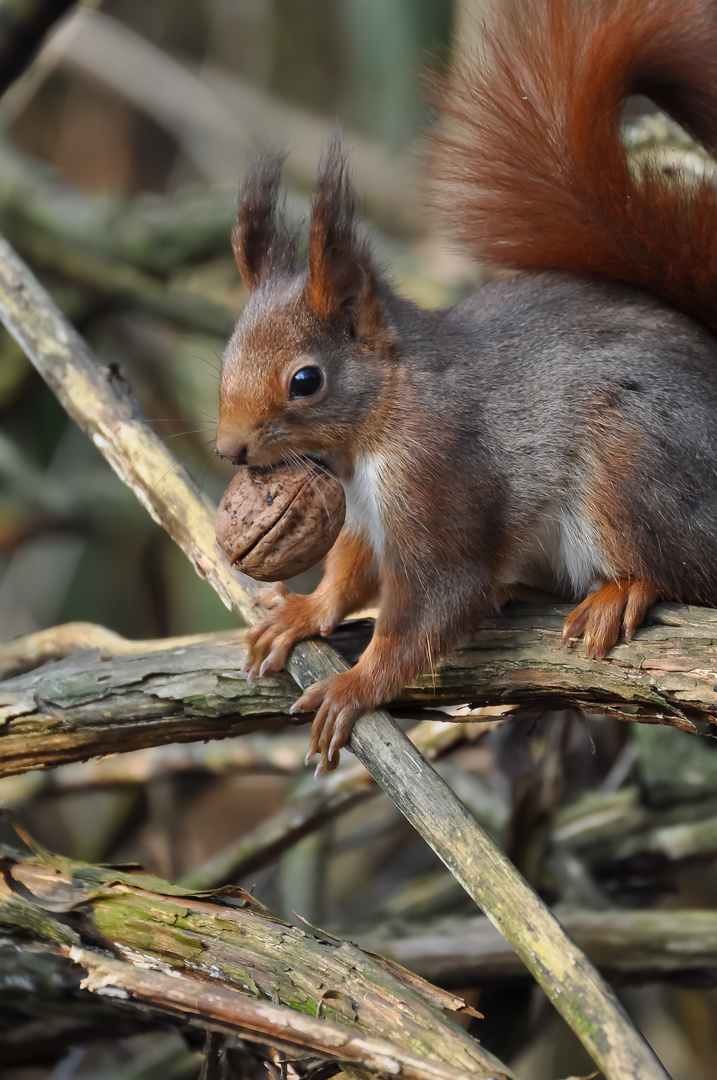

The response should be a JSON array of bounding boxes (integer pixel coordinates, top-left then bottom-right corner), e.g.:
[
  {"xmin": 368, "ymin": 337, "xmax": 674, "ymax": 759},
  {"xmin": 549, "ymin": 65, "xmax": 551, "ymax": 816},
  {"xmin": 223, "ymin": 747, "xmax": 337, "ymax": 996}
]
[{"xmin": 433, "ymin": 0, "xmax": 717, "ymax": 333}]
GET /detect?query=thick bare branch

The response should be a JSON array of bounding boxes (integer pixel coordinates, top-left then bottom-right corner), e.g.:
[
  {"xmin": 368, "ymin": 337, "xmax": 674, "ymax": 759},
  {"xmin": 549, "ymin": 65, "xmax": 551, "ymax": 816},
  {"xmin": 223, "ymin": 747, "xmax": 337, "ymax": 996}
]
[
  {"xmin": 0, "ymin": 847, "xmax": 511, "ymax": 1080},
  {"xmin": 2, "ymin": 605, "xmax": 714, "ymax": 779}
]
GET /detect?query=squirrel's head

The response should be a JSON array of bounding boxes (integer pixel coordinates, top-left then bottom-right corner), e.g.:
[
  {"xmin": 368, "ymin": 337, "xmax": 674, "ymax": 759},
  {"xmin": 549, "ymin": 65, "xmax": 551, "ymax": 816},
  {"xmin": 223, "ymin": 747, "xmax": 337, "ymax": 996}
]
[{"xmin": 217, "ymin": 138, "xmax": 397, "ymax": 474}]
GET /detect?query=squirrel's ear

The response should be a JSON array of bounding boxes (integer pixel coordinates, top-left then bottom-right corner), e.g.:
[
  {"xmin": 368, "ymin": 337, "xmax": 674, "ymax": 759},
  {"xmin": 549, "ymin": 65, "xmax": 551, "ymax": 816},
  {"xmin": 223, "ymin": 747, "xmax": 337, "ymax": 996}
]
[
  {"xmin": 233, "ymin": 151, "xmax": 298, "ymax": 292},
  {"xmin": 305, "ymin": 137, "xmax": 386, "ymax": 347}
]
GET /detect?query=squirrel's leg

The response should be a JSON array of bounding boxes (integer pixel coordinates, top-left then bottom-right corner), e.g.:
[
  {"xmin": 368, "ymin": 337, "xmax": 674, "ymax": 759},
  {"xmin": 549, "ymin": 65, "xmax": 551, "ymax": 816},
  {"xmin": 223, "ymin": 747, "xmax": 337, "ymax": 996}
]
[
  {"xmin": 562, "ymin": 578, "xmax": 658, "ymax": 659},
  {"xmin": 295, "ymin": 570, "xmax": 468, "ymax": 773},
  {"xmin": 244, "ymin": 527, "xmax": 377, "ymax": 680}
]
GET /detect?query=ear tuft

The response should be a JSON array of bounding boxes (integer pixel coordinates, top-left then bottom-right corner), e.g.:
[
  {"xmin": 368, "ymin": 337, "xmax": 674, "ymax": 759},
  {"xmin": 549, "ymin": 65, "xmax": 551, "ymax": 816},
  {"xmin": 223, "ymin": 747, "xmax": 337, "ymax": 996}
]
[
  {"xmin": 305, "ymin": 136, "xmax": 378, "ymax": 326},
  {"xmin": 233, "ymin": 151, "xmax": 298, "ymax": 292}
]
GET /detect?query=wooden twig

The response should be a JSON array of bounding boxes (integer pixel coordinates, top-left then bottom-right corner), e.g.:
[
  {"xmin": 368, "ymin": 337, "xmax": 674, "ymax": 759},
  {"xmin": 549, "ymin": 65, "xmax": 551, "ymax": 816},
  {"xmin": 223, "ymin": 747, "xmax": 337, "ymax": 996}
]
[
  {"xmin": 44, "ymin": 8, "xmax": 418, "ymax": 228},
  {"xmin": 0, "ymin": 940, "xmax": 153, "ymax": 1053},
  {"xmin": 0, "ymin": 622, "xmax": 241, "ymax": 677},
  {"xmin": 0, "ymin": 734, "xmax": 312, "ymax": 811},
  {"xmin": 0, "ymin": 234, "xmax": 261, "ymax": 622},
  {"xmin": 0, "ymin": 0, "xmax": 75, "ymax": 99},
  {"xmin": 199, "ymin": 1032, "xmax": 224, "ymax": 1080},
  {"xmin": 0, "ymin": 232, "xmax": 670, "ymax": 1078},
  {"xmin": 0, "ymin": 847, "xmax": 513, "ymax": 1080},
  {"xmin": 359, "ymin": 908, "xmax": 717, "ymax": 987},
  {"xmin": 11, "ymin": 229, "xmax": 238, "ymax": 335},
  {"xmin": 0, "ymin": 138, "xmax": 238, "ymax": 273},
  {"xmin": 70, "ymin": 949, "xmax": 488, "ymax": 1080},
  {"xmin": 179, "ymin": 720, "xmax": 468, "ymax": 891},
  {"xmin": 0, "ymin": 632, "xmax": 302, "ymax": 777},
  {"xmin": 555, "ymin": 787, "xmax": 717, "ymax": 867}
]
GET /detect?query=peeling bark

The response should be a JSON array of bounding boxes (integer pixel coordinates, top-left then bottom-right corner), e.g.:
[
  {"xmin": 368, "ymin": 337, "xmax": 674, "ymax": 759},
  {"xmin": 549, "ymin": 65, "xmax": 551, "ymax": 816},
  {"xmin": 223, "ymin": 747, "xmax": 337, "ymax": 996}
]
[
  {"xmin": 0, "ymin": 845, "xmax": 512, "ymax": 1080},
  {"xmin": 2, "ymin": 604, "xmax": 715, "ymax": 780}
]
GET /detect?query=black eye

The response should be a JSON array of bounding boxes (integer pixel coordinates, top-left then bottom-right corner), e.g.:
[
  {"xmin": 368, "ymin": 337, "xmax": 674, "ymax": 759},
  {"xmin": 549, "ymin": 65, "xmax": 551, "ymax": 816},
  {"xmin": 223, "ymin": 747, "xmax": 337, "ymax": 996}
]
[{"xmin": 289, "ymin": 366, "xmax": 323, "ymax": 398}]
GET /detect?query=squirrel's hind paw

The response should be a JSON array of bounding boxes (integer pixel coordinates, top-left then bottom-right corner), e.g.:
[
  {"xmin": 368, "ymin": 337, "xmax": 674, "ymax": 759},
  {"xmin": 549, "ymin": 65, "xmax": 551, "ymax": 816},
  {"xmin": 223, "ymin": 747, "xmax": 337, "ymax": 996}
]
[{"xmin": 563, "ymin": 578, "xmax": 658, "ymax": 659}]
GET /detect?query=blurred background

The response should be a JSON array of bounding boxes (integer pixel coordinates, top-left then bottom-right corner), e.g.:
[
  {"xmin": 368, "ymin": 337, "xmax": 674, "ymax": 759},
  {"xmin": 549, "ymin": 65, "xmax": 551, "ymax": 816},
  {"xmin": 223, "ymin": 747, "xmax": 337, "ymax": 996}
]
[{"xmin": 1, "ymin": 2, "xmax": 717, "ymax": 1078}]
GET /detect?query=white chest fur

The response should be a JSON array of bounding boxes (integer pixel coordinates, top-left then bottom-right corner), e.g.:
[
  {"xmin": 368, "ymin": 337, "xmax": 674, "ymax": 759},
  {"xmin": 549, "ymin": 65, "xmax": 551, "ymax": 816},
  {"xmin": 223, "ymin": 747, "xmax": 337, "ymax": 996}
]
[
  {"xmin": 341, "ymin": 454, "xmax": 387, "ymax": 558},
  {"xmin": 501, "ymin": 497, "xmax": 614, "ymax": 597}
]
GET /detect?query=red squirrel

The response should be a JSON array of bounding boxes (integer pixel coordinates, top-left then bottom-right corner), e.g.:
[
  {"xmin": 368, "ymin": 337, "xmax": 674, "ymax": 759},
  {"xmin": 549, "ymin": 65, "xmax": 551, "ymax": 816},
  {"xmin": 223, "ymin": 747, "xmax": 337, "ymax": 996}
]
[{"xmin": 217, "ymin": 0, "xmax": 717, "ymax": 773}]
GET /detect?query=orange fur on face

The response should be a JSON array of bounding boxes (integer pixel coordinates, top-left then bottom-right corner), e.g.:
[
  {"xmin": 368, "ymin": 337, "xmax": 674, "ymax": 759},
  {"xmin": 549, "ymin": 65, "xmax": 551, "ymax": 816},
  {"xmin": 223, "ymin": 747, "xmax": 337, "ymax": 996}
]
[{"xmin": 218, "ymin": 297, "xmax": 306, "ymax": 465}]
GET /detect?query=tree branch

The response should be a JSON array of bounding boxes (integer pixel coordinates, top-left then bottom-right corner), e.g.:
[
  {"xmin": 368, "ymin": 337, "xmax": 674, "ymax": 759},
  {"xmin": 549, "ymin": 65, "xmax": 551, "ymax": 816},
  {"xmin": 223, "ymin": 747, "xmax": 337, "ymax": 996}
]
[
  {"xmin": 178, "ymin": 720, "xmax": 469, "ymax": 891},
  {"xmin": 2, "ymin": 606, "xmax": 713, "ymax": 779},
  {"xmin": 0, "ymin": 0, "xmax": 75, "ymax": 98},
  {"xmin": 0, "ymin": 845, "xmax": 512, "ymax": 1080},
  {"xmin": 360, "ymin": 908, "xmax": 717, "ymax": 987}
]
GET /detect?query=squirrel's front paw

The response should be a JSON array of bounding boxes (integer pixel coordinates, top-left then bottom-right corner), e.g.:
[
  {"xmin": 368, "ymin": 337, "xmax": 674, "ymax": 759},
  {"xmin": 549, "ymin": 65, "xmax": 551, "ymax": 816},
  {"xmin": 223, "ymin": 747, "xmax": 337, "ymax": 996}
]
[
  {"xmin": 244, "ymin": 584, "xmax": 340, "ymax": 681},
  {"xmin": 294, "ymin": 670, "xmax": 373, "ymax": 775}
]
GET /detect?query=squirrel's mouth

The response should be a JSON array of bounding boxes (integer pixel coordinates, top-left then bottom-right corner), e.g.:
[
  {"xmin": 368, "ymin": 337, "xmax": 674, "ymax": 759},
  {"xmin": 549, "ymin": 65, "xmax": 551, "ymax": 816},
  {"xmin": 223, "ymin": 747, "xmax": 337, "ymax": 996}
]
[
  {"xmin": 305, "ymin": 453, "xmax": 332, "ymax": 473},
  {"xmin": 254, "ymin": 452, "xmax": 336, "ymax": 480}
]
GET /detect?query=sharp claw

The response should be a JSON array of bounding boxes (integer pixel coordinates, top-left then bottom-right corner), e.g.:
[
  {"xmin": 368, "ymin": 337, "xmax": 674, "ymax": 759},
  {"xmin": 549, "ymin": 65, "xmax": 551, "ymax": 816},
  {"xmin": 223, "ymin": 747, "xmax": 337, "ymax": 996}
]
[
  {"xmin": 328, "ymin": 733, "xmax": 341, "ymax": 762},
  {"xmin": 240, "ymin": 661, "xmax": 251, "ymax": 674},
  {"xmin": 289, "ymin": 702, "xmax": 305, "ymax": 716},
  {"xmin": 305, "ymin": 747, "xmax": 315, "ymax": 766},
  {"xmin": 246, "ymin": 669, "xmax": 256, "ymax": 685},
  {"xmin": 259, "ymin": 659, "xmax": 272, "ymax": 677},
  {"xmin": 314, "ymin": 760, "xmax": 325, "ymax": 780}
]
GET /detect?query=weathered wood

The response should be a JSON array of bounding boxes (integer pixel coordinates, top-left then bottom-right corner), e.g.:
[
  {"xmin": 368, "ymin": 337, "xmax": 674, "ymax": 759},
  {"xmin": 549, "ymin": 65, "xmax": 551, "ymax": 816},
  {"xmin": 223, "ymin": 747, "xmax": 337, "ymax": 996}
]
[
  {"xmin": 0, "ymin": 231, "xmax": 670, "ymax": 1079},
  {"xmin": 2, "ymin": 607, "xmax": 714, "ymax": 779},
  {"xmin": 0, "ymin": 846, "xmax": 513, "ymax": 1080},
  {"xmin": 179, "ymin": 720, "xmax": 469, "ymax": 891},
  {"xmin": 416, "ymin": 602, "xmax": 717, "ymax": 732},
  {"xmin": 555, "ymin": 787, "xmax": 717, "ymax": 867},
  {"xmin": 0, "ymin": 233, "xmax": 262, "ymax": 626},
  {"xmin": 0, "ymin": 1, "xmax": 75, "ymax": 98},
  {"xmin": 0, "ymin": 944, "xmax": 158, "ymax": 1065},
  {"xmin": 0, "ymin": 623, "xmax": 248, "ymax": 677},
  {"xmin": 0, "ymin": 633, "xmax": 302, "ymax": 776},
  {"xmin": 71, "ymin": 949, "xmax": 486, "ymax": 1080},
  {"xmin": 0, "ymin": 734, "xmax": 313, "ymax": 813},
  {"xmin": 360, "ymin": 908, "xmax": 717, "ymax": 986},
  {"xmin": 0, "ymin": 140, "xmax": 236, "ymax": 275},
  {"xmin": 287, "ymin": 642, "xmax": 671, "ymax": 1080}
]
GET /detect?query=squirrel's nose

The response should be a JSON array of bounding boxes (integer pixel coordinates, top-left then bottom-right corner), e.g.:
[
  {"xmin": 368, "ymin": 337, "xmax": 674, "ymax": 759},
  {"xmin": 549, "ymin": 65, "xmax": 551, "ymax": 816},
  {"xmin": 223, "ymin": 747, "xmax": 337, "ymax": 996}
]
[{"xmin": 217, "ymin": 441, "xmax": 248, "ymax": 466}]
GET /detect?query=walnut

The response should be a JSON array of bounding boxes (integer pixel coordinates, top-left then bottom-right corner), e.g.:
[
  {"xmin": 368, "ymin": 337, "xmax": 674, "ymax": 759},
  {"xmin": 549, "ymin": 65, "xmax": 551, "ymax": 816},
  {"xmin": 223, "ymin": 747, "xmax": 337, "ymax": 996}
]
[{"xmin": 215, "ymin": 462, "xmax": 346, "ymax": 581}]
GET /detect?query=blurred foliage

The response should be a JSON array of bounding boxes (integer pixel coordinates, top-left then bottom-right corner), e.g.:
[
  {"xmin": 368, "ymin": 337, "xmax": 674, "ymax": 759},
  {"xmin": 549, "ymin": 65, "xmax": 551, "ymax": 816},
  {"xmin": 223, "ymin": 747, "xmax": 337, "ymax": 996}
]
[{"xmin": 0, "ymin": 0, "xmax": 462, "ymax": 642}]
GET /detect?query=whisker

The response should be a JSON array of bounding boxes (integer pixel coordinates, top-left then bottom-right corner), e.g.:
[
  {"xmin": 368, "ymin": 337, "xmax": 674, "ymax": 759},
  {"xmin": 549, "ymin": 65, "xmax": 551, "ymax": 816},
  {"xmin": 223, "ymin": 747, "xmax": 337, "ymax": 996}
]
[
  {"xmin": 155, "ymin": 437, "xmax": 221, "ymax": 489},
  {"xmin": 290, "ymin": 451, "xmax": 335, "ymax": 525},
  {"xmin": 185, "ymin": 353, "xmax": 222, "ymax": 379},
  {"xmin": 142, "ymin": 412, "xmax": 218, "ymax": 426},
  {"xmin": 160, "ymin": 428, "xmax": 217, "ymax": 443}
]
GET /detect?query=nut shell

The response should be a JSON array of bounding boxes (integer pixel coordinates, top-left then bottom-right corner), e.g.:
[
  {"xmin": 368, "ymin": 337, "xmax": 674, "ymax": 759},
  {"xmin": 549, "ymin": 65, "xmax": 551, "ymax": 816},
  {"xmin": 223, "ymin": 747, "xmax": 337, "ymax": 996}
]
[{"xmin": 215, "ymin": 461, "xmax": 346, "ymax": 582}]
